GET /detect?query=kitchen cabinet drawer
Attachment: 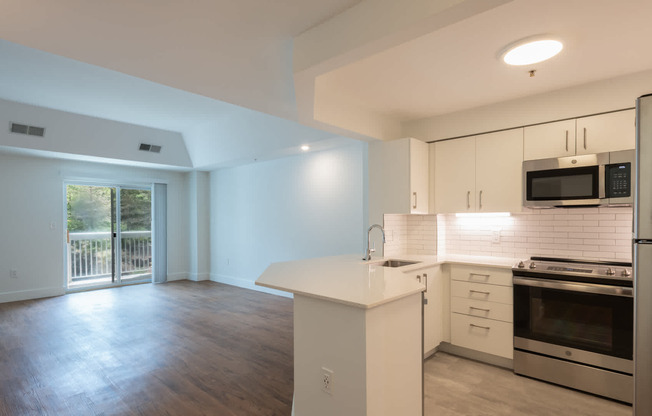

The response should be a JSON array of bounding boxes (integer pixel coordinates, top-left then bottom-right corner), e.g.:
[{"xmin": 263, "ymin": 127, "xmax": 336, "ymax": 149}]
[
  {"xmin": 450, "ymin": 265, "xmax": 512, "ymax": 286},
  {"xmin": 451, "ymin": 297, "xmax": 513, "ymax": 323},
  {"xmin": 451, "ymin": 280, "xmax": 513, "ymax": 304},
  {"xmin": 451, "ymin": 313, "xmax": 513, "ymax": 359}
]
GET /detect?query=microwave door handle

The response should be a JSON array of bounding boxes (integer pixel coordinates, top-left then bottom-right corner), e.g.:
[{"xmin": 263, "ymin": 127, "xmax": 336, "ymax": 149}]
[{"xmin": 599, "ymin": 164, "xmax": 606, "ymax": 198}]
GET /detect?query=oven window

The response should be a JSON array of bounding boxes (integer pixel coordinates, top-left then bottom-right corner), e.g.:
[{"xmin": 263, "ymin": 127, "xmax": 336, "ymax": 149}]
[
  {"xmin": 527, "ymin": 166, "xmax": 599, "ymax": 201},
  {"xmin": 530, "ymin": 297, "xmax": 613, "ymax": 350},
  {"xmin": 514, "ymin": 285, "xmax": 632, "ymax": 359}
]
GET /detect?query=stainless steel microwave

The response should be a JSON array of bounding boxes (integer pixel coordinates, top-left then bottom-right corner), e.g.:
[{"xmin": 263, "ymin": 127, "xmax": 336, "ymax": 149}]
[{"xmin": 523, "ymin": 150, "xmax": 635, "ymax": 208}]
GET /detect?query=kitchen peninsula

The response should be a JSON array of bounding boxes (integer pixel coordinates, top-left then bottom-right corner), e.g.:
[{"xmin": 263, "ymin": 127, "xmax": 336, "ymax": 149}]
[{"xmin": 256, "ymin": 254, "xmax": 425, "ymax": 416}]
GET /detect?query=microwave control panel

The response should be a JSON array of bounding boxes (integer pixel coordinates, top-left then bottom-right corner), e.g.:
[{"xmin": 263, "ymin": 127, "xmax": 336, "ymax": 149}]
[{"xmin": 606, "ymin": 162, "xmax": 631, "ymax": 198}]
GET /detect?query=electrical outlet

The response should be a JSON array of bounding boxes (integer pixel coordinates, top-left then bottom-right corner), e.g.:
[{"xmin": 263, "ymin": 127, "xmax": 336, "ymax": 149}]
[
  {"xmin": 491, "ymin": 229, "xmax": 501, "ymax": 243},
  {"xmin": 321, "ymin": 367, "xmax": 334, "ymax": 394},
  {"xmin": 9, "ymin": 269, "xmax": 17, "ymax": 279}
]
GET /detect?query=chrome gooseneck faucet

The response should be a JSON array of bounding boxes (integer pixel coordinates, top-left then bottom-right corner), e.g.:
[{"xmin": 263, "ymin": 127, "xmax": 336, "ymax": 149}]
[{"xmin": 363, "ymin": 224, "xmax": 386, "ymax": 261}]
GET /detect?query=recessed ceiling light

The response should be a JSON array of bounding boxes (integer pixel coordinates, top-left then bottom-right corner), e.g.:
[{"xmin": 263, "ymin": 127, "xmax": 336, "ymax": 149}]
[
  {"xmin": 502, "ymin": 38, "xmax": 563, "ymax": 66},
  {"xmin": 301, "ymin": 145, "xmax": 310, "ymax": 151}
]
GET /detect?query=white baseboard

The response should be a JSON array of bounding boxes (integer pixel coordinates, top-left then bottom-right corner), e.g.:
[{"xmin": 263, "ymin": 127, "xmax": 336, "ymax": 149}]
[
  {"xmin": 0, "ymin": 287, "xmax": 65, "ymax": 304},
  {"xmin": 188, "ymin": 272, "xmax": 211, "ymax": 282},
  {"xmin": 167, "ymin": 272, "xmax": 189, "ymax": 281},
  {"xmin": 210, "ymin": 273, "xmax": 293, "ymax": 299}
]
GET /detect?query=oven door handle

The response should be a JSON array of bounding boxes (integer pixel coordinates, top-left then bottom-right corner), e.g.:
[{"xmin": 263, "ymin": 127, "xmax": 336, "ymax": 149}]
[{"xmin": 513, "ymin": 276, "xmax": 632, "ymax": 297}]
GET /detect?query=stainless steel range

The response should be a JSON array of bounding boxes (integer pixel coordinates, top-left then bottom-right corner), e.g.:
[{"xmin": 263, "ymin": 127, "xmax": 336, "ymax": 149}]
[{"xmin": 512, "ymin": 257, "xmax": 633, "ymax": 403}]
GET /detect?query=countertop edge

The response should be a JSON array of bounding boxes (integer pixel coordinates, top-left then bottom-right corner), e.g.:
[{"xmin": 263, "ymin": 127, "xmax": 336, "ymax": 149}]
[{"xmin": 256, "ymin": 280, "xmax": 424, "ymax": 309}]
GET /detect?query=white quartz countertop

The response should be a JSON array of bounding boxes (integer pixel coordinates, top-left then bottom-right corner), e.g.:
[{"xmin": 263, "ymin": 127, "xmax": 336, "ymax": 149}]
[{"xmin": 255, "ymin": 254, "xmax": 518, "ymax": 309}]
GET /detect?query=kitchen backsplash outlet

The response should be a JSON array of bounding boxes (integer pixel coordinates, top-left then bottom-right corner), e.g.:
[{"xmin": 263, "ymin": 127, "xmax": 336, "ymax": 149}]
[
  {"xmin": 384, "ymin": 214, "xmax": 437, "ymax": 257},
  {"xmin": 438, "ymin": 207, "xmax": 633, "ymax": 261}
]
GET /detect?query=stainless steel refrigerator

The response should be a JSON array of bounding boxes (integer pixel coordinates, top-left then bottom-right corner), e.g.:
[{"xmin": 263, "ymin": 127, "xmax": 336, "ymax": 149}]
[{"xmin": 634, "ymin": 93, "xmax": 652, "ymax": 415}]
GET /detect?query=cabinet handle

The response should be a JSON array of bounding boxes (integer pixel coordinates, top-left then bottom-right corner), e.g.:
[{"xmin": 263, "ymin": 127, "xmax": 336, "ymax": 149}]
[
  {"xmin": 583, "ymin": 127, "xmax": 587, "ymax": 149},
  {"xmin": 470, "ymin": 323, "xmax": 491, "ymax": 330},
  {"xmin": 423, "ymin": 273, "xmax": 428, "ymax": 292},
  {"xmin": 469, "ymin": 273, "xmax": 490, "ymax": 281},
  {"xmin": 565, "ymin": 130, "xmax": 569, "ymax": 151},
  {"xmin": 469, "ymin": 289, "xmax": 490, "ymax": 295},
  {"xmin": 412, "ymin": 192, "xmax": 417, "ymax": 210},
  {"xmin": 469, "ymin": 306, "xmax": 491, "ymax": 313},
  {"xmin": 479, "ymin": 190, "xmax": 483, "ymax": 210},
  {"xmin": 416, "ymin": 275, "xmax": 421, "ymax": 283},
  {"xmin": 467, "ymin": 191, "xmax": 471, "ymax": 209}
]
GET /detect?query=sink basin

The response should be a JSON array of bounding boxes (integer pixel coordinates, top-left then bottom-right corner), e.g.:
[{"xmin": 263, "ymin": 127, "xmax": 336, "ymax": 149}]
[{"xmin": 374, "ymin": 259, "xmax": 421, "ymax": 268}]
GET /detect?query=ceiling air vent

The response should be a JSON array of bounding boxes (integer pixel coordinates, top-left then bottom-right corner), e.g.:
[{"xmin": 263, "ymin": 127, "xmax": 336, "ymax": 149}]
[
  {"xmin": 138, "ymin": 143, "xmax": 162, "ymax": 153},
  {"xmin": 10, "ymin": 122, "xmax": 45, "ymax": 137}
]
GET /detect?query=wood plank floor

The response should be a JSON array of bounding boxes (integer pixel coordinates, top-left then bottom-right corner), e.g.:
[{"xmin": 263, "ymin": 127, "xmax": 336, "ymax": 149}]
[
  {"xmin": 0, "ymin": 281, "xmax": 294, "ymax": 416},
  {"xmin": 0, "ymin": 281, "xmax": 634, "ymax": 415}
]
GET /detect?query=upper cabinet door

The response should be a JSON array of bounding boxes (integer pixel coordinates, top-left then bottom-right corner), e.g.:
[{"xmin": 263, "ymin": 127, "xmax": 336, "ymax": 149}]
[
  {"xmin": 409, "ymin": 139, "xmax": 429, "ymax": 214},
  {"xmin": 434, "ymin": 136, "xmax": 476, "ymax": 214},
  {"xmin": 576, "ymin": 109, "xmax": 635, "ymax": 155},
  {"xmin": 523, "ymin": 119, "xmax": 576, "ymax": 160},
  {"xmin": 475, "ymin": 129, "xmax": 524, "ymax": 213}
]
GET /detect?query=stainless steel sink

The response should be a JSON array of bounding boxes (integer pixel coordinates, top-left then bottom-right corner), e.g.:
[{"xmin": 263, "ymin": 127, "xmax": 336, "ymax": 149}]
[{"xmin": 374, "ymin": 259, "xmax": 421, "ymax": 268}]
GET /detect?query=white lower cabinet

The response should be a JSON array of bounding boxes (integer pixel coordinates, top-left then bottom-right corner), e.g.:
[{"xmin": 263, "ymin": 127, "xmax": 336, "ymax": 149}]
[
  {"xmin": 451, "ymin": 314, "xmax": 513, "ymax": 358},
  {"xmin": 409, "ymin": 266, "xmax": 444, "ymax": 356},
  {"xmin": 449, "ymin": 265, "xmax": 513, "ymax": 359}
]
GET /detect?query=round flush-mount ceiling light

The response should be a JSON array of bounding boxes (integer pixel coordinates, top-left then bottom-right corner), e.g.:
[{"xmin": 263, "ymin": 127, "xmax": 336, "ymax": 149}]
[{"xmin": 501, "ymin": 37, "xmax": 563, "ymax": 66}]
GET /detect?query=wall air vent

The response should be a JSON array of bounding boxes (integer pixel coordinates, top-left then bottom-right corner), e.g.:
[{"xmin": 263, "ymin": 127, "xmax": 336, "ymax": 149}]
[
  {"xmin": 10, "ymin": 122, "xmax": 45, "ymax": 137},
  {"xmin": 138, "ymin": 143, "xmax": 162, "ymax": 153}
]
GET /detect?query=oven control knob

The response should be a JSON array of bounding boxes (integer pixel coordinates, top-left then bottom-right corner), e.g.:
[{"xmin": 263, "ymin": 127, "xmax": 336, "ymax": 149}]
[
  {"xmin": 606, "ymin": 267, "xmax": 615, "ymax": 276},
  {"xmin": 517, "ymin": 261, "xmax": 525, "ymax": 268},
  {"xmin": 529, "ymin": 262, "xmax": 537, "ymax": 269},
  {"xmin": 622, "ymin": 269, "xmax": 632, "ymax": 277}
]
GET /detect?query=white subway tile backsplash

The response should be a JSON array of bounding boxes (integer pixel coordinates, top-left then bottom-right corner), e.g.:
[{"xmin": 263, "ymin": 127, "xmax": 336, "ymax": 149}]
[
  {"xmin": 383, "ymin": 214, "xmax": 437, "ymax": 257},
  {"xmin": 384, "ymin": 207, "xmax": 632, "ymax": 262},
  {"xmin": 438, "ymin": 207, "xmax": 633, "ymax": 262}
]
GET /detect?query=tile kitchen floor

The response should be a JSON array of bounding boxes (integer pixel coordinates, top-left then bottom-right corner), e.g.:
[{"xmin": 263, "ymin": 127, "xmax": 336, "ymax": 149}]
[{"xmin": 425, "ymin": 352, "xmax": 631, "ymax": 416}]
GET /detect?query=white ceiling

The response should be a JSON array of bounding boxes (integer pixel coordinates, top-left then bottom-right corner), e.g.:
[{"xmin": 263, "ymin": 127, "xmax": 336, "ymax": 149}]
[
  {"xmin": 1, "ymin": 0, "xmax": 652, "ymax": 168},
  {"xmin": 0, "ymin": 0, "xmax": 361, "ymax": 169},
  {"xmin": 317, "ymin": 0, "xmax": 652, "ymax": 121}
]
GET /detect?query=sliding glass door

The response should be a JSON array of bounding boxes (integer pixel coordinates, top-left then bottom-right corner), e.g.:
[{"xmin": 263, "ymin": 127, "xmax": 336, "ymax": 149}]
[{"xmin": 66, "ymin": 184, "xmax": 152, "ymax": 290}]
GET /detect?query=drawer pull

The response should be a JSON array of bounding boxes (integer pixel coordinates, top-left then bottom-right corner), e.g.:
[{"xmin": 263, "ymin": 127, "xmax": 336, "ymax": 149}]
[
  {"xmin": 469, "ymin": 290, "xmax": 491, "ymax": 295},
  {"xmin": 469, "ymin": 273, "xmax": 490, "ymax": 280},
  {"xmin": 470, "ymin": 323, "xmax": 491, "ymax": 330},
  {"xmin": 469, "ymin": 306, "xmax": 490, "ymax": 313}
]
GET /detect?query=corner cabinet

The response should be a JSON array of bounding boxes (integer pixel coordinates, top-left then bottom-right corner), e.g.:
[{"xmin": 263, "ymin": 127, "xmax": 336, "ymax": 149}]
[
  {"xmin": 434, "ymin": 129, "xmax": 523, "ymax": 214},
  {"xmin": 524, "ymin": 109, "xmax": 635, "ymax": 160},
  {"xmin": 408, "ymin": 266, "xmax": 444, "ymax": 356},
  {"xmin": 369, "ymin": 138, "xmax": 429, "ymax": 226}
]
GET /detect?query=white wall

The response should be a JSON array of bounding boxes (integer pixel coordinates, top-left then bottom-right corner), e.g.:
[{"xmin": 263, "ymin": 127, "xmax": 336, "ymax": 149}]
[
  {"xmin": 188, "ymin": 171, "xmax": 210, "ymax": 281},
  {"xmin": 0, "ymin": 152, "xmax": 190, "ymax": 303},
  {"xmin": 0, "ymin": 97, "xmax": 192, "ymax": 168},
  {"xmin": 403, "ymin": 69, "xmax": 652, "ymax": 141},
  {"xmin": 210, "ymin": 142, "xmax": 366, "ymax": 294}
]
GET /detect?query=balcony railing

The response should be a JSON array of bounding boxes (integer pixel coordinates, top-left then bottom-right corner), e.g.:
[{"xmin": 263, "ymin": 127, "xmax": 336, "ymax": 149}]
[{"xmin": 68, "ymin": 231, "xmax": 152, "ymax": 284}]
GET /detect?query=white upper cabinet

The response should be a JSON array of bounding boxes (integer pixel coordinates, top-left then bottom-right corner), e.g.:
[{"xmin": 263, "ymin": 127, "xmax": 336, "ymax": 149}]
[
  {"xmin": 523, "ymin": 119, "xmax": 576, "ymax": 160},
  {"xmin": 368, "ymin": 138, "xmax": 429, "ymax": 226},
  {"xmin": 524, "ymin": 109, "xmax": 635, "ymax": 160},
  {"xmin": 434, "ymin": 129, "xmax": 523, "ymax": 214},
  {"xmin": 475, "ymin": 129, "xmax": 523, "ymax": 213},
  {"xmin": 434, "ymin": 136, "xmax": 476, "ymax": 214},
  {"xmin": 410, "ymin": 139, "xmax": 429, "ymax": 214},
  {"xmin": 576, "ymin": 109, "xmax": 635, "ymax": 155}
]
